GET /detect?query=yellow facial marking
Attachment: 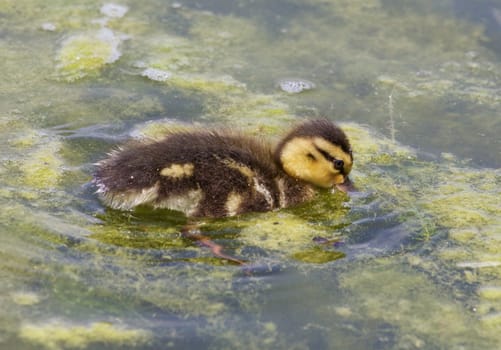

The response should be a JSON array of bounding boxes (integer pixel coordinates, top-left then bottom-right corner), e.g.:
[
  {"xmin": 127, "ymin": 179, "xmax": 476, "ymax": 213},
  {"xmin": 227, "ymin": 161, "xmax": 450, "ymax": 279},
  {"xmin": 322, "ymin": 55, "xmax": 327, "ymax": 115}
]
[
  {"xmin": 312, "ymin": 137, "xmax": 353, "ymax": 175},
  {"xmin": 160, "ymin": 163, "xmax": 194, "ymax": 178},
  {"xmin": 225, "ymin": 191, "xmax": 243, "ymax": 216},
  {"xmin": 280, "ymin": 137, "xmax": 352, "ymax": 188}
]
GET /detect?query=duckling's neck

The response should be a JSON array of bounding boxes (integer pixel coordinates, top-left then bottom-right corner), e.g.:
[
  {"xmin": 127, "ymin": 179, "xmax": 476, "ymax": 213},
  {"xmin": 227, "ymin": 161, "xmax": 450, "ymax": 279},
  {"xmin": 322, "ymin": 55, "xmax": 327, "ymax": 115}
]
[{"xmin": 274, "ymin": 170, "xmax": 316, "ymax": 209}]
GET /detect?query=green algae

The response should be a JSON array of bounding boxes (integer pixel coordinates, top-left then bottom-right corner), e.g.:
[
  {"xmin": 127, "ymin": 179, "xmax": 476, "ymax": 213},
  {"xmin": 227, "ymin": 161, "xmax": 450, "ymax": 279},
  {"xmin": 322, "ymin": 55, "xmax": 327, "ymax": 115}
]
[
  {"xmin": 19, "ymin": 321, "xmax": 151, "ymax": 350},
  {"xmin": 338, "ymin": 263, "xmax": 486, "ymax": 349},
  {"xmin": 167, "ymin": 73, "xmax": 246, "ymax": 94},
  {"xmin": 328, "ymin": 124, "xmax": 500, "ymax": 347},
  {"xmin": 133, "ymin": 14, "xmax": 255, "ymax": 95},
  {"xmin": 5, "ymin": 1, "xmax": 133, "ymax": 83},
  {"xmin": 291, "ymin": 247, "xmax": 345, "ymax": 264},
  {"xmin": 89, "ymin": 208, "xmax": 185, "ymax": 250},
  {"xmin": 215, "ymin": 212, "xmax": 331, "ymax": 253},
  {"xmin": 135, "ymin": 34, "xmax": 205, "ymax": 74},
  {"xmin": 1, "ymin": 0, "xmax": 501, "ymax": 349},
  {"xmin": 56, "ymin": 30, "xmax": 122, "ymax": 82},
  {"xmin": 1, "ymin": 120, "xmax": 66, "ymax": 196},
  {"xmin": 19, "ymin": 139, "xmax": 64, "ymax": 189},
  {"xmin": 203, "ymin": 319, "xmax": 283, "ymax": 350},
  {"xmin": 47, "ymin": 2, "xmax": 130, "ymax": 82},
  {"xmin": 479, "ymin": 286, "xmax": 501, "ymax": 301},
  {"xmin": 10, "ymin": 291, "xmax": 41, "ymax": 306}
]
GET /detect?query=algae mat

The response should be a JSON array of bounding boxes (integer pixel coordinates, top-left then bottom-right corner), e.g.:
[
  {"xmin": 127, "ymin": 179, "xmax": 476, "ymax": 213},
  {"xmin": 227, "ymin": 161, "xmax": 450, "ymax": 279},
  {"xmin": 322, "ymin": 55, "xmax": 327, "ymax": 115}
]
[{"xmin": 1, "ymin": 0, "xmax": 500, "ymax": 349}]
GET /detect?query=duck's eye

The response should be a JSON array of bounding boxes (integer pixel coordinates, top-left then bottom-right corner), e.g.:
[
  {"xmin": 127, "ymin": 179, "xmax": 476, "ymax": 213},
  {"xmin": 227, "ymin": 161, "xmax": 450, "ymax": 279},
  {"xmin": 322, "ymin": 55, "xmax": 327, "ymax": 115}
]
[
  {"xmin": 307, "ymin": 153, "xmax": 316, "ymax": 161},
  {"xmin": 333, "ymin": 159, "xmax": 344, "ymax": 170}
]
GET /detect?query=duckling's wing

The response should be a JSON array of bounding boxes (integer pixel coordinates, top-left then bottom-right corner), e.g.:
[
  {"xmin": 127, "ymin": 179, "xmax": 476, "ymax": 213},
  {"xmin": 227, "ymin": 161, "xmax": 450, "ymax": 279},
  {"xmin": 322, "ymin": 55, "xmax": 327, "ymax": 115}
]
[
  {"xmin": 153, "ymin": 131, "xmax": 281, "ymax": 217},
  {"xmin": 93, "ymin": 131, "xmax": 280, "ymax": 216}
]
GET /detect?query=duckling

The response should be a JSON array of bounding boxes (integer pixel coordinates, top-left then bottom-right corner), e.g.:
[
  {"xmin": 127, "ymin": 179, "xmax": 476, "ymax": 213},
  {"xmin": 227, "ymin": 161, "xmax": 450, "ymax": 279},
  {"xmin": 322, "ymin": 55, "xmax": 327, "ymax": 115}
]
[{"xmin": 93, "ymin": 119, "xmax": 353, "ymax": 218}]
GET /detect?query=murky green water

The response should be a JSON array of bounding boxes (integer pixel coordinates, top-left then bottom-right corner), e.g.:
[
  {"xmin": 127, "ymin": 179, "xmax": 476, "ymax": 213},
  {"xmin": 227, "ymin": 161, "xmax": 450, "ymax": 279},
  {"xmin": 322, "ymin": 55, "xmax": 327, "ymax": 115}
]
[{"xmin": 1, "ymin": 0, "xmax": 500, "ymax": 349}]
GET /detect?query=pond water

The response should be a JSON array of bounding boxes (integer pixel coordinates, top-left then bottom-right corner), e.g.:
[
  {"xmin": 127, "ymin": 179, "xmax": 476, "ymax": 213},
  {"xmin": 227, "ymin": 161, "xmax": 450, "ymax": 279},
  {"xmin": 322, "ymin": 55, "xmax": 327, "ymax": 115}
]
[{"xmin": 1, "ymin": 0, "xmax": 501, "ymax": 349}]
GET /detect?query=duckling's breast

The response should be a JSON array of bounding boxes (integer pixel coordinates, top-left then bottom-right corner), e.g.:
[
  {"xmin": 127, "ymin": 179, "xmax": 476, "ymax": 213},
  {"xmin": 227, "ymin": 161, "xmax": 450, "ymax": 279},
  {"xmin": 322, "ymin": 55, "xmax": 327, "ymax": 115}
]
[{"xmin": 94, "ymin": 132, "xmax": 284, "ymax": 217}]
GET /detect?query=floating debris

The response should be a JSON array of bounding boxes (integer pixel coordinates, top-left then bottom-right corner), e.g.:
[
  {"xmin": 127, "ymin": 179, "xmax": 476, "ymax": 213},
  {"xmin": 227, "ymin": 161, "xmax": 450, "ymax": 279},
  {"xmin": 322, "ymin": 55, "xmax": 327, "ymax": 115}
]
[
  {"xmin": 100, "ymin": 3, "xmax": 129, "ymax": 18},
  {"xmin": 40, "ymin": 22, "xmax": 56, "ymax": 32},
  {"xmin": 141, "ymin": 67, "xmax": 171, "ymax": 82},
  {"xmin": 277, "ymin": 78, "xmax": 316, "ymax": 94}
]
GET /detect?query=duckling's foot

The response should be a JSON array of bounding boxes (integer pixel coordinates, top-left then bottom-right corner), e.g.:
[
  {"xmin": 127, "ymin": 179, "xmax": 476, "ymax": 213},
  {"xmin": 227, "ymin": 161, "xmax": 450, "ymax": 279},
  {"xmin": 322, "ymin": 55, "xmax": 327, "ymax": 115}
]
[{"xmin": 181, "ymin": 225, "xmax": 246, "ymax": 265}]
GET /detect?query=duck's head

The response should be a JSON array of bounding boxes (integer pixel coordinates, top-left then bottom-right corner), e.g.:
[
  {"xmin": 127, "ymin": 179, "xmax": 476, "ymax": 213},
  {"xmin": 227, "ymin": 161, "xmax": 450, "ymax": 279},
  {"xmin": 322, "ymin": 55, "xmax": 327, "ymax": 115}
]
[{"xmin": 274, "ymin": 119, "xmax": 353, "ymax": 190}]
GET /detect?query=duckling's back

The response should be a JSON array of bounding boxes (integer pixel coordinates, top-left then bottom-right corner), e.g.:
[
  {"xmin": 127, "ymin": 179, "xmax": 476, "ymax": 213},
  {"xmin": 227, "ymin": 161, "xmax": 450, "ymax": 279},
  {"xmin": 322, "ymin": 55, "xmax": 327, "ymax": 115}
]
[{"xmin": 93, "ymin": 130, "xmax": 308, "ymax": 217}]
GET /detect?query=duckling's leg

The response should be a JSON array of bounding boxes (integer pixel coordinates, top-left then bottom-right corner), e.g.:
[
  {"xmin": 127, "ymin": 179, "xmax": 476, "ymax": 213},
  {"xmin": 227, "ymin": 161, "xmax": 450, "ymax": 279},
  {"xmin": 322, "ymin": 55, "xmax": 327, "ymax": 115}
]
[{"xmin": 181, "ymin": 224, "xmax": 246, "ymax": 265}]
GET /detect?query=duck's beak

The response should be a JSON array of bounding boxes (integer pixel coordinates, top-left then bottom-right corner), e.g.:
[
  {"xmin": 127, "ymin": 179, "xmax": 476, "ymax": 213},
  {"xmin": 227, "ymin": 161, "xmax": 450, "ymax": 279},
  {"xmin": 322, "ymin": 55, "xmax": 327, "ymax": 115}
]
[{"xmin": 335, "ymin": 176, "xmax": 356, "ymax": 193}]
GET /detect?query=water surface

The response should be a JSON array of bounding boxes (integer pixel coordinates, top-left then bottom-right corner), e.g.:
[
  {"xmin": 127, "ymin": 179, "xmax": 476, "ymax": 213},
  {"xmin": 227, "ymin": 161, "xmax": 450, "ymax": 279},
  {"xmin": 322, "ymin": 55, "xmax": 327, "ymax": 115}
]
[{"xmin": 1, "ymin": 0, "xmax": 500, "ymax": 349}]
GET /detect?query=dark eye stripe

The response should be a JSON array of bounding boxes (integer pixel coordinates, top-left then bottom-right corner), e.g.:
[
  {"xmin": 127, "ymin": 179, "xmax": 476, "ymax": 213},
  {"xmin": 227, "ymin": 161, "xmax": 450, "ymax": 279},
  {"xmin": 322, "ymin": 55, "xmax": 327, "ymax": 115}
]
[
  {"xmin": 314, "ymin": 145, "xmax": 336, "ymax": 163},
  {"xmin": 314, "ymin": 145, "xmax": 346, "ymax": 175}
]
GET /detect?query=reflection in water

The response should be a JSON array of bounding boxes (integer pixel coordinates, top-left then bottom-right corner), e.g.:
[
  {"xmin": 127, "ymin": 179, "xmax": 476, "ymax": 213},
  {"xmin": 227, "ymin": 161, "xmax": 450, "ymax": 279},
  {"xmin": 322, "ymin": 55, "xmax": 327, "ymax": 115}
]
[{"xmin": 454, "ymin": 0, "xmax": 501, "ymax": 55}]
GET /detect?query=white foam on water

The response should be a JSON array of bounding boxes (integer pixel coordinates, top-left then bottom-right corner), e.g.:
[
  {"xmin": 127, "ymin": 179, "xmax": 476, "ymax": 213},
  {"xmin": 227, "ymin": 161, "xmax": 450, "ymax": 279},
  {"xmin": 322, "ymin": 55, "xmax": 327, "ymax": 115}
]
[
  {"xmin": 277, "ymin": 78, "xmax": 316, "ymax": 93},
  {"xmin": 141, "ymin": 68, "xmax": 171, "ymax": 82},
  {"xmin": 100, "ymin": 3, "xmax": 129, "ymax": 18}
]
